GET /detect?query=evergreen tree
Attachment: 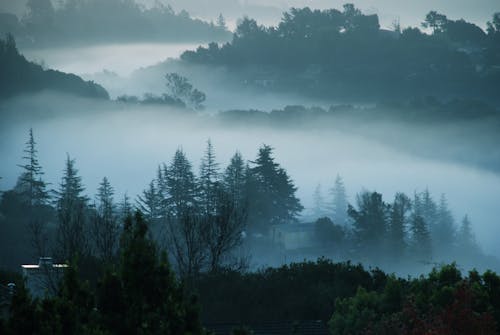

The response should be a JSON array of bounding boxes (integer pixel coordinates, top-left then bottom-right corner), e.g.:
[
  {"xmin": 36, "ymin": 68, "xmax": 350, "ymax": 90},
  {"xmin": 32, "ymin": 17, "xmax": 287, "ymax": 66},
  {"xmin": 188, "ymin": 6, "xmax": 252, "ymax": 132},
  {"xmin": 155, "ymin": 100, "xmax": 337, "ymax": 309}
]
[
  {"xmin": 166, "ymin": 149, "xmax": 197, "ymax": 217},
  {"xmin": 199, "ymin": 139, "xmax": 220, "ymax": 216},
  {"xmin": 457, "ymin": 214, "xmax": 479, "ymax": 255},
  {"xmin": 388, "ymin": 192, "xmax": 411, "ymax": 260},
  {"xmin": 247, "ymin": 145, "xmax": 303, "ymax": 231},
  {"xmin": 223, "ymin": 151, "xmax": 247, "ymax": 211},
  {"xmin": 15, "ymin": 128, "xmax": 53, "ymax": 258},
  {"xmin": 414, "ymin": 189, "xmax": 438, "ymax": 234},
  {"xmin": 348, "ymin": 191, "xmax": 388, "ymax": 260},
  {"xmin": 312, "ymin": 183, "xmax": 326, "ymax": 219},
  {"xmin": 434, "ymin": 194, "xmax": 456, "ymax": 256},
  {"xmin": 330, "ymin": 174, "xmax": 348, "ymax": 226},
  {"xmin": 118, "ymin": 192, "xmax": 133, "ymax": 222},
  {"xmin": 409, "ymin": 213, "xmax": 432, "ymax": 261},
  {"xmin": 92, "ymin": 177, "xmax": 119, "ymax": 262},
  {"xmin": 216, "ymin": 13, "xmax": 226, "ymax": 29},
  {"xmin": 16, "ymin": 128, "xmax": 49, "ymax": 206},
  {"xmin": 137, "ymin": 180, "xmax": 162, "ymax": 224},
  {"xmin": 54, "ymin": 155, "xmax": 89, "ymax": 260}
]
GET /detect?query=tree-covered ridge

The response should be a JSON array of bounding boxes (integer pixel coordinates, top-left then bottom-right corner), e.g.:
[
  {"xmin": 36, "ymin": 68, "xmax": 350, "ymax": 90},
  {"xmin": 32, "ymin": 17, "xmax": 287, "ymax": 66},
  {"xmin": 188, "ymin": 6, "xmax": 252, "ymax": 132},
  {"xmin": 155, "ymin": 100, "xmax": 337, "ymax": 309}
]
[
  {"xmin": 181, "ymin": 5, "xmax": 500, "ymax": 101},
  {"xmin": 0, "ymin": 0, "xmax": 231, "ymax": 47},
  {"xmin": 0, "ymin": 35, "xmax": 109, "ymax": 100}
]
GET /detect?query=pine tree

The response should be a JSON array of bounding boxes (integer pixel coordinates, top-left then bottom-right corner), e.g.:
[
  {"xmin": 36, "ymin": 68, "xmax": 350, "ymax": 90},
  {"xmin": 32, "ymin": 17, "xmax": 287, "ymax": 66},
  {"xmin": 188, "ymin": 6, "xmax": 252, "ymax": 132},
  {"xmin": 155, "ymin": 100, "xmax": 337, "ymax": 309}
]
[
  {"xmin": 54, "ymin": 155, "xmax": 89, "ymax": 260},
  {"xmin": 330, "ymin": 174, "xmax": 348, "ymax": 226},
  {"xmin": 199, "ymin": 139, "xmax": 220, "ymax": 216},
  {"xmin": 414, "ymin": 189, "xmax": 438, "ymax": 235},
  {"xmin": 166, "ymin": 149, "xmax": 197, "ymax": 217},
  {"xmin": 223, "ymin": 151, "xmax": 247, "ymax": 210},
  {"xmin": 457, "ymin": 214, "xmax": 479, "ymax": 255},
  {"xmin": 247, "ymin": 145, "xmax": 303, "ymax": 231},
  {"xmin": 409, "ymin": 213, "xmax": 432, "ymax": 261},
  {"xmin": 137, "ymin": 180, "xmax": 162, "ymax": 223},
  {"xmin": 118, "ymin": 192, "xmax": 133, "ymax": 222},
  {"xmin": 434, "ymin": 194, "xmax": 456, "ymax": 256},
  {"xmin": 388, "ymin": 192, "xmax": 411, "ymax": 260},
  {"xmin": 16, "ymin": 128, "xmax": 49, "ymax": 206},
  {"xmin": 312, "ymin": 183, "xmax": 325, "ymax": 219},
  {"xmin": 216, "ymin": 13, "xmax": 226, "ymax": 29},
  {"xmin": 348, "ymin": 191, "xmax": 388, "ymax": 259},
  {"xmin": 92, "ymin": 177, "xmax": 119, "ymax": 262}
]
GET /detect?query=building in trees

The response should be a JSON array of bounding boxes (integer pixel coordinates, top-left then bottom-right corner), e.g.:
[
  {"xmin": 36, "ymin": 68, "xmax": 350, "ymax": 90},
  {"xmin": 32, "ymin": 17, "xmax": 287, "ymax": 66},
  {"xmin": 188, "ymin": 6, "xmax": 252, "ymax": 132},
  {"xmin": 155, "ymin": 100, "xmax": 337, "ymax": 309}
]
[{"xmin": 21, "ymin": 257, "xmax": 67, "ymax": 298}]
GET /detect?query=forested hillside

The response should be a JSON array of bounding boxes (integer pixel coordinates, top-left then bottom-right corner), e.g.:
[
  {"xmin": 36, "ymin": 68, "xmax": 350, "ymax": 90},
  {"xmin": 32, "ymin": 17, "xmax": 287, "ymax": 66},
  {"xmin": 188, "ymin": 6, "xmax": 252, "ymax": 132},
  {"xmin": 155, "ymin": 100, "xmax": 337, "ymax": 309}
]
[
  {"xmin": 182, "ymin": 6, "xmax": 500, "ymax": 101},
  {"xmin": 0, "ymin": 35, "xmax": 109, "ymax": 100}
]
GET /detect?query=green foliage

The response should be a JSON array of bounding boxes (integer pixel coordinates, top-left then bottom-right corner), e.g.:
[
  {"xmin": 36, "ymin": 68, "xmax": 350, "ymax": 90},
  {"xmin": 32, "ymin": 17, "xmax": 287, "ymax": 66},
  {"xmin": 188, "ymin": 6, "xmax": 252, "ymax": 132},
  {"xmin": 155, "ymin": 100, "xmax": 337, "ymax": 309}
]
[
  {"xmin": 1, "ymin": 211, "xmax": 204, "ymax": 334},
  {"xmin": 195, "ymin": 259, "xmax": 384, "ymax": 323},
  {"xmin": 329, "ymin": 263, "xmax": 499, "ymax": 335}
]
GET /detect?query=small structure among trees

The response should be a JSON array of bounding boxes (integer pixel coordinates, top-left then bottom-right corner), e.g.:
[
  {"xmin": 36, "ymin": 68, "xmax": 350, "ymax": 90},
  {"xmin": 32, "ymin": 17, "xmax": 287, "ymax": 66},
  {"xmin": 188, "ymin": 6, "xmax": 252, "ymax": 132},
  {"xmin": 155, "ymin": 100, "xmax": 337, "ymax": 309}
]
[{"xmin": 21, "ymin": 257, "xmax": 67, "ymax": 298}]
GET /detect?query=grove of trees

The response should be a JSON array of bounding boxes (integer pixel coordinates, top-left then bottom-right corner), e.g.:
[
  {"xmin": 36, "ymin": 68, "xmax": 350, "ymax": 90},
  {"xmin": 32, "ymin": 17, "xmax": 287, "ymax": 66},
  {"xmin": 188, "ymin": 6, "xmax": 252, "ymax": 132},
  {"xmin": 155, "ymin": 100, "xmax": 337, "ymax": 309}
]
[
  {"xmin": 182, "ymin": 5, "xmax": 500, "ymax": 101},
  {"xmin": 0, "ymin": 0, "xmax": 231, "ymax": 47}
]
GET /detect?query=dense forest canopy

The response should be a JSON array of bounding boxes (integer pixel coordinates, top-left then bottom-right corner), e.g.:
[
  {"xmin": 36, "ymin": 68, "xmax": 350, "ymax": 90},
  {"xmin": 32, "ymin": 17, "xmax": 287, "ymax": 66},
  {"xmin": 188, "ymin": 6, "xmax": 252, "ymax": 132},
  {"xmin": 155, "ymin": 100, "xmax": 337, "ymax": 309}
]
[
  {"xmin": 182, "ymin": 5, "xmax": 500, "ymax": 101},
  {"xmin": 0, "ymin": 0, "xmax": 231, "ymax": 47}
]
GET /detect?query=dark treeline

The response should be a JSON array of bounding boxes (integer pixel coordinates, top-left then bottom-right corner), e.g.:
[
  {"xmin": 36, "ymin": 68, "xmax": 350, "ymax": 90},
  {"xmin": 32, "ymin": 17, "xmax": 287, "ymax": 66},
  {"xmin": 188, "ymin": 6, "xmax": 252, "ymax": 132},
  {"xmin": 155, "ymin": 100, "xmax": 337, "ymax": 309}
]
[
  {"xmin": 196, "ymin": 260, "xmax": 500, "ymax": 334},
  {"xmin": 0, "ymin": 129, "xmax": 496, "ymax": 276},
  {"xmin": 1, "ymin": 130, "xmax": 500, "ymax": 334},
  {"xmin": 0, "ymin": 0, "xmax": 231, "ymax": 47},
  {"xmin": 182, "ymin": 5, "xmax": 500, "ymax": 101},
  {"xmin": 0, "ymin": 35, "xmax": 108, "ymax": 100}
]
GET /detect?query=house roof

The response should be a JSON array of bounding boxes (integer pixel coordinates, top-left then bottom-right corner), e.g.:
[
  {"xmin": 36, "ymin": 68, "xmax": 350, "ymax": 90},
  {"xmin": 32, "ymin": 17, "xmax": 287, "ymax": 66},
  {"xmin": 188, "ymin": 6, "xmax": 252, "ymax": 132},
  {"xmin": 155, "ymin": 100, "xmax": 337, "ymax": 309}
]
[{"xmin": 206, "ymin": 320, "xmax": 330, "ymax": 335}]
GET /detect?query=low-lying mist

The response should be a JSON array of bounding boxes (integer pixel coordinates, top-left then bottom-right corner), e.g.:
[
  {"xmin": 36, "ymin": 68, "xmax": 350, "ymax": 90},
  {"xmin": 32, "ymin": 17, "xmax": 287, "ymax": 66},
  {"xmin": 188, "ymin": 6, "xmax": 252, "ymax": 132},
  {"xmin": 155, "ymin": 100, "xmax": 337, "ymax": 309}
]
[{"xmin": 1, "ymin": 92, "xmax": 499, "ymax": 264}]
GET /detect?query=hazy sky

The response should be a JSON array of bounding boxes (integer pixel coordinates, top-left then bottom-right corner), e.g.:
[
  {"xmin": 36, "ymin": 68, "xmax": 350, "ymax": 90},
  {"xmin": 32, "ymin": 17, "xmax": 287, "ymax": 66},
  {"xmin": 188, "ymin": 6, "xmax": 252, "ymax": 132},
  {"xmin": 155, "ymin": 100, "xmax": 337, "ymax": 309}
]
[{"xmin": 1, "ymin": 0, "xmax": 498, "ymax": 30}]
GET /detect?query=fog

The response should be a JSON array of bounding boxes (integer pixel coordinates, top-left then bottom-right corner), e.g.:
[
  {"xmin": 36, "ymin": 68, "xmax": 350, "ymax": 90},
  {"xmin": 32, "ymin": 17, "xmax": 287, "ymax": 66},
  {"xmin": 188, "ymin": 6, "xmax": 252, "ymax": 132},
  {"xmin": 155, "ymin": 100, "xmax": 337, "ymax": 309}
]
[
  {"xmin": 21, "ymin": 43, "xmax": 202, "ymax": 77},
  {"xmin": 1, "ymin": 93, "xmax": 500, "ymax": 262},
  {"xmin": 1, "ymin": 0, "xmax": 500, "ymax": 276}
]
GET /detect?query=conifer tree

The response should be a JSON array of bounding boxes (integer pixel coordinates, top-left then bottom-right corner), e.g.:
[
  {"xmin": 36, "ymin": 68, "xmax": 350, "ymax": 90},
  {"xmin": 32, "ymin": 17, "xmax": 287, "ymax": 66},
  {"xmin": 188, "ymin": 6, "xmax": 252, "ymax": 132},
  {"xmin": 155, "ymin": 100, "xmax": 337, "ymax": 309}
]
[
  {"xmin": 457, "ymin": 214, "xmax": 478, "ymax": 255},
  {"xmin": 16, "ymin": 128, "xmax": 49, "ymax": 206},
  {"xmin": 330, "ymin": 174, "xmax": 348, "ymax": 225},
  {"xmin": 223, "ymin": 151, "xmax": 247, "ymax": 211},
  {"xmin": 434, "ymin": 194, "xmax": 456, "ymax": 255},
  {"xmin": 54, "ymin": 155, "xmax": 89, "ymax": 260},
  {"xmin": 388, "ymin": 192, "xmax": 411, "ymax": 260},
  {"xmin": 199, "ymin": 139, "xmax": 220, "ymax": 216},
  {"xmin": 92, "ymin": 177, "xmax": 119, "ymax": 262},
  {"xmin": 312, "ymin": 183, "xmax": 325, "ymax": 219},
  {"xmin": 247, "ymin": 145, "xmax": 303, "ymax": 231},
  {"xmin": 348, "ymin": 191, "xmax": 388, "ymax": 259},
  {"xmin": 409, "ymin": 213, "xmax": 432, "ymax": 261},
  {"xmin": 166, "ymin": 149, "xmax": 197, "ymax": 217}
]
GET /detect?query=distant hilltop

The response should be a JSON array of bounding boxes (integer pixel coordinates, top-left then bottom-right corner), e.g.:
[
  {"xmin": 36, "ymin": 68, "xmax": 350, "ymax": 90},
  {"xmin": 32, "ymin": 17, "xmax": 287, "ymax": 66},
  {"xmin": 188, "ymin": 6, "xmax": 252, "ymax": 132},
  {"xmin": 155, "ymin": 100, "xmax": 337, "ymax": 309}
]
[{"xmin": 0, "ymin": 35, "xmax": 109, "ymax": 100}]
